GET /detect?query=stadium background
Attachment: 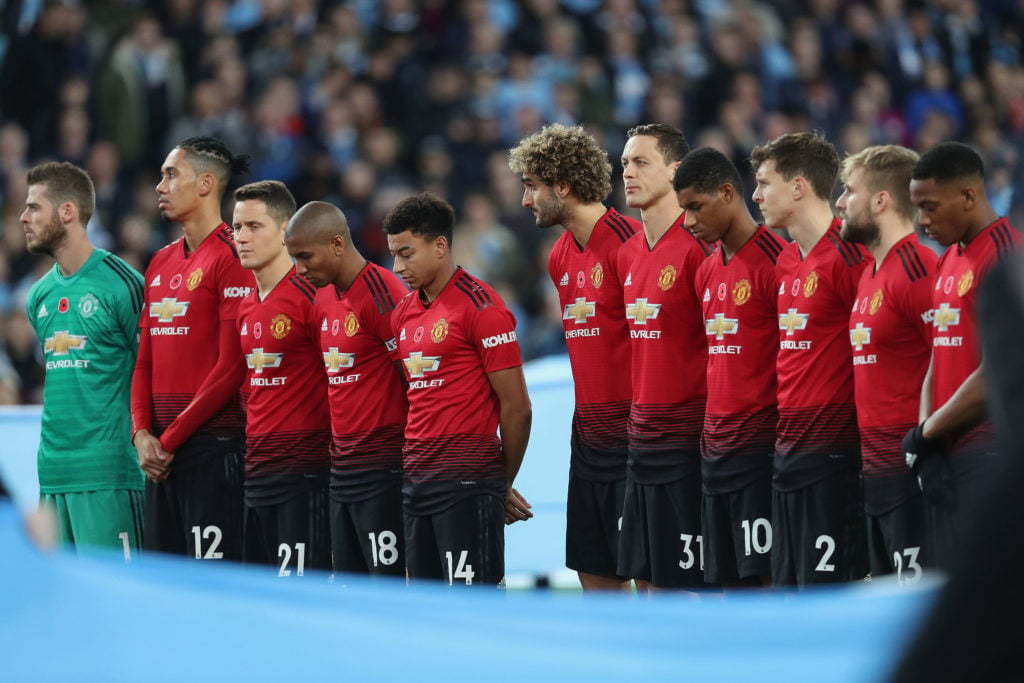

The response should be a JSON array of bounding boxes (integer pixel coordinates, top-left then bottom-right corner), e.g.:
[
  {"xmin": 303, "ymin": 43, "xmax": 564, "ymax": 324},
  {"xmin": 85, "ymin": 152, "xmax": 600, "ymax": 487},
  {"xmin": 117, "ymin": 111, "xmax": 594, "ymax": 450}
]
[
  {"xmin": 0, "ymin": 2, "xmax": 1014, "ymax": 676},
  {"xmin": 1, "ymin": 0, "xmax": 1024, "ymax": 401}
]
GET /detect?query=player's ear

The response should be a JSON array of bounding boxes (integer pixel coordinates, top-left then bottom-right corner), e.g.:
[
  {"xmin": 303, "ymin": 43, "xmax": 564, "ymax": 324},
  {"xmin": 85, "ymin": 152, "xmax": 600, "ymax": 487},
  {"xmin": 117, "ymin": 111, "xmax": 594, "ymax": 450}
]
[
  {"xmin": 961, "ymin": 185, "xmax": 978, "ymax": 211},
  {"xmin": 792, "ymin": 176, "xmax": 807, "ymax": 200},
  {"xmin": 59, "ymin": 201, "xmax": 77, "ymax": 225},
  {"xmin": 331, "ymin": 234, "xmax": 345, "ymax": 256},
  {"xmin": 197, "ymin": 172, "xmax": 215, "ymax": 197},
  {"xmin": 874, "ymin": 190, "xmax": 889, "ymax": 215},
  {"xmin": 720, "ymin": 183, "xmax": 734, "ymax": 203},
  {"xmin": 555, "ymin": 180, "xmax": 571, "ymax": 199},
  {"xmin": 280, "ymin": 219, "xmax": 288, "ymax": 245},
  {"xmin": 435, "ymin": 235, "xmax": 449, "ymax": 257}
]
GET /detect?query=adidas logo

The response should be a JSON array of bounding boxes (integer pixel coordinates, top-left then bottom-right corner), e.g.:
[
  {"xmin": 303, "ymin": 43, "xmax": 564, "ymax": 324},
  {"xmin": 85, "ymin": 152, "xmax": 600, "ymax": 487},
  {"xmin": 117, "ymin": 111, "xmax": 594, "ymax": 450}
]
[
  {"xmin": 399, "ymin": 328, "xmax": 407, "ymax": 341},
  {"xmin": 321, "ymin": 318, "xmax": 328, "ymax": 331},
  {"xmin": 703, "ymin": 288, "xmax": 710, "ymax": 302},
  {"xmin": 559, "ymin": 272, "xmax": 569, "ymax": 286},
  {"xmin": 38, "ymin": 304, "xmax": 48, "ymax": 317},
  {"xmin": 624, "ymin": 273, "xmax": 632, "ymax": 286},
  {"xmin": 779, "ymin": 282, "xmax": 785, "ymax": 295},
  {"xmin": 151, "ymin": 274, "xmax": 161, "ymax": 287},
  {"xmin": 240, "ymin": 323, "xmax": 248, "ymax": 336}
]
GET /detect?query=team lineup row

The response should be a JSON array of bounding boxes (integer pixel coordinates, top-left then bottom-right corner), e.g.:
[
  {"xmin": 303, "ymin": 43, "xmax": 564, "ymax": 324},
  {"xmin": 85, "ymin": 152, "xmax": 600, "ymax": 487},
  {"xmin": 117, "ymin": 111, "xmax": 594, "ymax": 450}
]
[{"xmin": 21, "ymin": 123, "xmax": 1016, "ymax": 589}]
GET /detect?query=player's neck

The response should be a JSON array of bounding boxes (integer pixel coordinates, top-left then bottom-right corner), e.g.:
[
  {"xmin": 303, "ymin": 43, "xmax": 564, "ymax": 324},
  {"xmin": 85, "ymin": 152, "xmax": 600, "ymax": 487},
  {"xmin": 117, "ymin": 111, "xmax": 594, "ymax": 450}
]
[
  {"xmin": 253, "ymin": 252, "xmax": 294, "ymax": 300},
  {"xmin": 419, "ymin": 262, "xmax": 458, "ymax": 304},
  {"xmin": 789, "ymin": 202, "xmax": 835, "ymax": 258},
  {"xmin": 871, "ymin": 218, "xmax": 914, "ymax": 266},
  {"xmin": 562, "ymin": 202, "xmax": 606, "ymax": 249},
  {"xmin": 332, "ymin": 249, "xmax": 369, "ymax": 294},
  {"xmin": 640, "ymin": 197, "xmax": 681, "ymax": 248},
  {"xmin": 180, "ymin": 205, "xmax": 224, "ymax": 252},
  {"xmin": 962, "ymin": 206, "xmax": 1000, "ymax": 245},
  {"xmin": 53, "ymin": 228, "xmax": 95, "ymax": 277},
  {"xmin": 719, "ymin": 214, "xmax": 759, "ymax": 262}
]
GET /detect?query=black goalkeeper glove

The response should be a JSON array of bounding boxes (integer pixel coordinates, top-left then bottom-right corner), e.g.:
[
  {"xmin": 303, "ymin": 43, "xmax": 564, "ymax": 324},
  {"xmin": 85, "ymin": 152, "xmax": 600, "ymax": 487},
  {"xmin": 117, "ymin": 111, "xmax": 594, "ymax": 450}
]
[{"xmin": 902, "ymin": 424, "xmax": 953, "ymax": 504}]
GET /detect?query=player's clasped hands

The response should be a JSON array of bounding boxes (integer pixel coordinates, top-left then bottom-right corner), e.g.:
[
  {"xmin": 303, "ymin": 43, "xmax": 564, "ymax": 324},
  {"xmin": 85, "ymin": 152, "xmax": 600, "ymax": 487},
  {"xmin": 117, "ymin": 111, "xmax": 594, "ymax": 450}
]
[
  {"xmin": 505, "ymin": 486, "xmax": 533, "ymax": 525},
  {"xmin": 134, "ymin": 430, "xmax": 174, "ymax": 483}
]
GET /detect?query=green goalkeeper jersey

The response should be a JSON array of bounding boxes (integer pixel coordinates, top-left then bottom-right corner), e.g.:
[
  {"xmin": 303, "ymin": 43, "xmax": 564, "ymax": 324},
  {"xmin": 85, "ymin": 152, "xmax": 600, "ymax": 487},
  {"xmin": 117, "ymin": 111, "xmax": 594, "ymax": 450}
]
[{"xmin": 27, "ymin": 248, "xmax": 145, "ymax": 493}]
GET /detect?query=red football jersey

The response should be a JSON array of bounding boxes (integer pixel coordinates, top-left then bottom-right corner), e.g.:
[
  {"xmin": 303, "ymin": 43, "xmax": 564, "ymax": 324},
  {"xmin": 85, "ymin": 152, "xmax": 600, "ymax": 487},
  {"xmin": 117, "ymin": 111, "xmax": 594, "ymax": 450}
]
[
  {"xmin": 696, "ymin": 225, "xmax": 783, "ymax": 494},
  {"xmin": 775, "ymin": 218, "xmax": 871, "ymax": 490},
  {"xmin": 930, "ymin": 217, "xmax": 1019, "ymax": 460},
  {"xmin": 850, "ymin": 234, "xmax": 936, "ymax": 514},
  {"xmin": 618, "ymin": 215, "xmax": 714, "ymax": 484},
  {"xmin": 136, "ymin": 224, "xmax": 251, "ymax": 438},
  {"xmin": 548, "ymin": 207, "xmax": 638, "ymax": 481},
  {"xmin": 391, "ymin": 268, "xmax": 522, "ymax": 515},
  {"xmin": 238, "ymin": 268, "xmax": 330, "ymax": 503},
  {"xmin": 315, "ymin": 263, "xmax": 408, "ymax": 501}
]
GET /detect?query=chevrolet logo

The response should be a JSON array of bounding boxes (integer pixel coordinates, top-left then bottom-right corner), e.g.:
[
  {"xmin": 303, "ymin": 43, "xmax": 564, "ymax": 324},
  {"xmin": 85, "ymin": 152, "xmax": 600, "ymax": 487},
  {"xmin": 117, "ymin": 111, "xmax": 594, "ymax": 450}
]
[
  {"xmin": 850, "ymin": 322, "xmax": 871, "ymax": 351},
  {"xmin": 626, "ymin": 298, "xmax": 661, "ymax": 325},
  {"xmin": 246, "ymin": 348, "xmax": 282, "ymax": 374},
  {"xmin": 563, "ymin": 297, "xmax": 595, "ymax": 324},
  {"xmin": 323, "ymin": 347, "xmax": 354, "ymax": 373},
  {"xmin": 44, "ymin": 331, "xmax": 87, "ymax": 356},
  {"xmin": 934, "ymin": 303, "xmax": 960, "ymax": 332},
  {"xmin": 779, "ymin": 308, "xmax": 809, "ymax": 336},
  {"xmin": 149, "ymin": 298, "xmax": 189, "ymax": 323},
  {"xmin": 403, "ymin": 351, "xmax": 440, "ymax": 378},
  {"xmin": 706, "ymin": 314, "xmax": 738, "ymax": 340}
]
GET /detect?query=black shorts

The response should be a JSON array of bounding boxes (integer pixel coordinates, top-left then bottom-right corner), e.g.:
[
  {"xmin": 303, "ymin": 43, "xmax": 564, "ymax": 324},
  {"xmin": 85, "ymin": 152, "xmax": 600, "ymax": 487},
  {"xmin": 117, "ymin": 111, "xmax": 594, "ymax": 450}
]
[
  {"xmin": 702, "ymin": 477, "xmax": 772, "ymax": 584},
  {"xmin": 771, "ymin": 468, "xmax": 868, "ymax": 587},
  {"xmin": 866, "ymin": 495, "xmax": 929, "ymax": 584},
  {"xmin": 330, "ymin": 482, "xmax": 405, "ymax": 577},
  {"xmin": 243, "ymin": 483, "xmax": 331, "ymax": 575},
  {"xmin": 565, "ymin": 473, "xmax": 627, "ymax": 579},
  {"xmin": 144, "ymin": 437, "xmax": 244, "ymax": 561},
  {"xmin": 405, "ymin": 494, "xmax": 504, "ymax": 587},
  {"xmin": 617, "ymin": 473, "xmax": 705, "ymax": 589},
  {"xmin": 925, "ymin": 452, "xmax": 995, "ymax": 572}
]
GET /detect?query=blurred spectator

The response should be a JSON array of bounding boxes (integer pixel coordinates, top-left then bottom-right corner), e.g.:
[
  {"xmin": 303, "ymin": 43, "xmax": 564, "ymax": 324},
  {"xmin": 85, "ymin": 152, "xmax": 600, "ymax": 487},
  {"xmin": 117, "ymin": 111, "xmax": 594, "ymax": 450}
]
[
  {"xmin": 0, "ymin": 1, "xmax": 90, "ymax": 159},
  {"xmin": 96, "ymin": 12, "xmax": 187, "ymax": 170}
]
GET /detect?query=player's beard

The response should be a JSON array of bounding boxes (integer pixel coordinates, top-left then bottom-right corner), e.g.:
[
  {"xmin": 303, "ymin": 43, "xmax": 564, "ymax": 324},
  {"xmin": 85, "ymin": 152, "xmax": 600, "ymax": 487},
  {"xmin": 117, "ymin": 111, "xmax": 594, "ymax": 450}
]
[
  {"xmin": 535, "ymin": 193, "xmax": 567, "ymax": 229},
  {"xmin": 26, "ymin": 209, "xmax": 68, "ymax": 256},
  {"xmin": 841, "ymin": 211, "xmax": 880, "ymax": 248}
]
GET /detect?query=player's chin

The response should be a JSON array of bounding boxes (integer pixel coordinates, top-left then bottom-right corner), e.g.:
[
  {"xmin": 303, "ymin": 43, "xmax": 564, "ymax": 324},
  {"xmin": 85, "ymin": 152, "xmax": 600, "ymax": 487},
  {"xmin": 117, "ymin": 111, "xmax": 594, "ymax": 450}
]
[{"xmin": 159, "ymin": 208, "xmax": 179, "ymax": 223}]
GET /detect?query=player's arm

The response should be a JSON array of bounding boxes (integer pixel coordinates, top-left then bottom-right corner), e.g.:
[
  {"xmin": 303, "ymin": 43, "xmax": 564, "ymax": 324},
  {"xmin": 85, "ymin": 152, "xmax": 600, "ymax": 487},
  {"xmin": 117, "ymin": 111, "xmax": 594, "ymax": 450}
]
[
  {"xmin": 487, "ymin": 365, "xmax": 533, "ymax": 524},
  {"xmin": 921, "ymin": 360, "xmax": 987, "ymax": 440},
  {"xmin": 918, "ymin": 354, "xmax": 934, "ymax": 426},
  {"xmin": 131, "ymin": 319, "xmax": 173, "ymax": 481},
  {"xmin": 157, "ymin": 318, "xmax": 246, "ymax": 453}
]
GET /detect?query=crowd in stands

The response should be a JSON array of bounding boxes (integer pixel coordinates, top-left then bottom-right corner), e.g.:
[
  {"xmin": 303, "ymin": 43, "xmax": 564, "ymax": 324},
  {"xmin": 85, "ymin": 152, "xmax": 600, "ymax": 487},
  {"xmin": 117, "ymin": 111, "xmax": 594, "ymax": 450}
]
[{"xmin": 1, "ymin": 0, "xmax": 1023, "ymax": 404}]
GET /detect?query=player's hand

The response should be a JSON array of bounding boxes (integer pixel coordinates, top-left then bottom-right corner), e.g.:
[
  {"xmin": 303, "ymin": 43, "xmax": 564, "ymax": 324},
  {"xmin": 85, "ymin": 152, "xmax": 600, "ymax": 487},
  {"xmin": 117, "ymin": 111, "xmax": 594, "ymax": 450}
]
[
  {"xmin": 134, "ymin": 429, "xmax": 174, "ymax": 482},
  {"xmin": 504, "ymin": 486, "xmax": 533, "ymax": 525},
  {"xmin": 902, "ymin": 424, "xmax": 940, "ymax": 471},
  {"xmin": 902, "ymin": 424, "xmax": 953, "ymax": 503}
]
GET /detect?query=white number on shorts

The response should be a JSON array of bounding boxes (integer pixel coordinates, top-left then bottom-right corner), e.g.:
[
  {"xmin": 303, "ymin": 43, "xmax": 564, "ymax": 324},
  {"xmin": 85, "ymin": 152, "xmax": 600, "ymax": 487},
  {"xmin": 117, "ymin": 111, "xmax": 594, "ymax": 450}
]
[
  {"xmin": 277, "ymin": 542, "xmax": 307, "ymax": 577},
  {"xmin": 893, "ymin": 547, "xmax": 922, "ymax": 586},
  {"xmin": 445, "ymin": 550, "xmax": 475, "ymax": 585},
  {"xmin": 814, "ymin": 534, "xmax": 836, "ymax": 572},
  {"xmin": 190, "ymin": 525, "xmax": 224, "ymax": 560},
  {"xmin": 741, "ymin": 518, "xmax": 773, "ymax": 556},
  {"xmin": 679, "ymin": 533, "xmax": 705, "ymax": 570},
  {"xmin": 118, "ymin": 531, "xmax": 132, "ymax": 563},
  {"xmin": 367, "ymin": 530, "xmax": 399, "ymax": 567}
]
